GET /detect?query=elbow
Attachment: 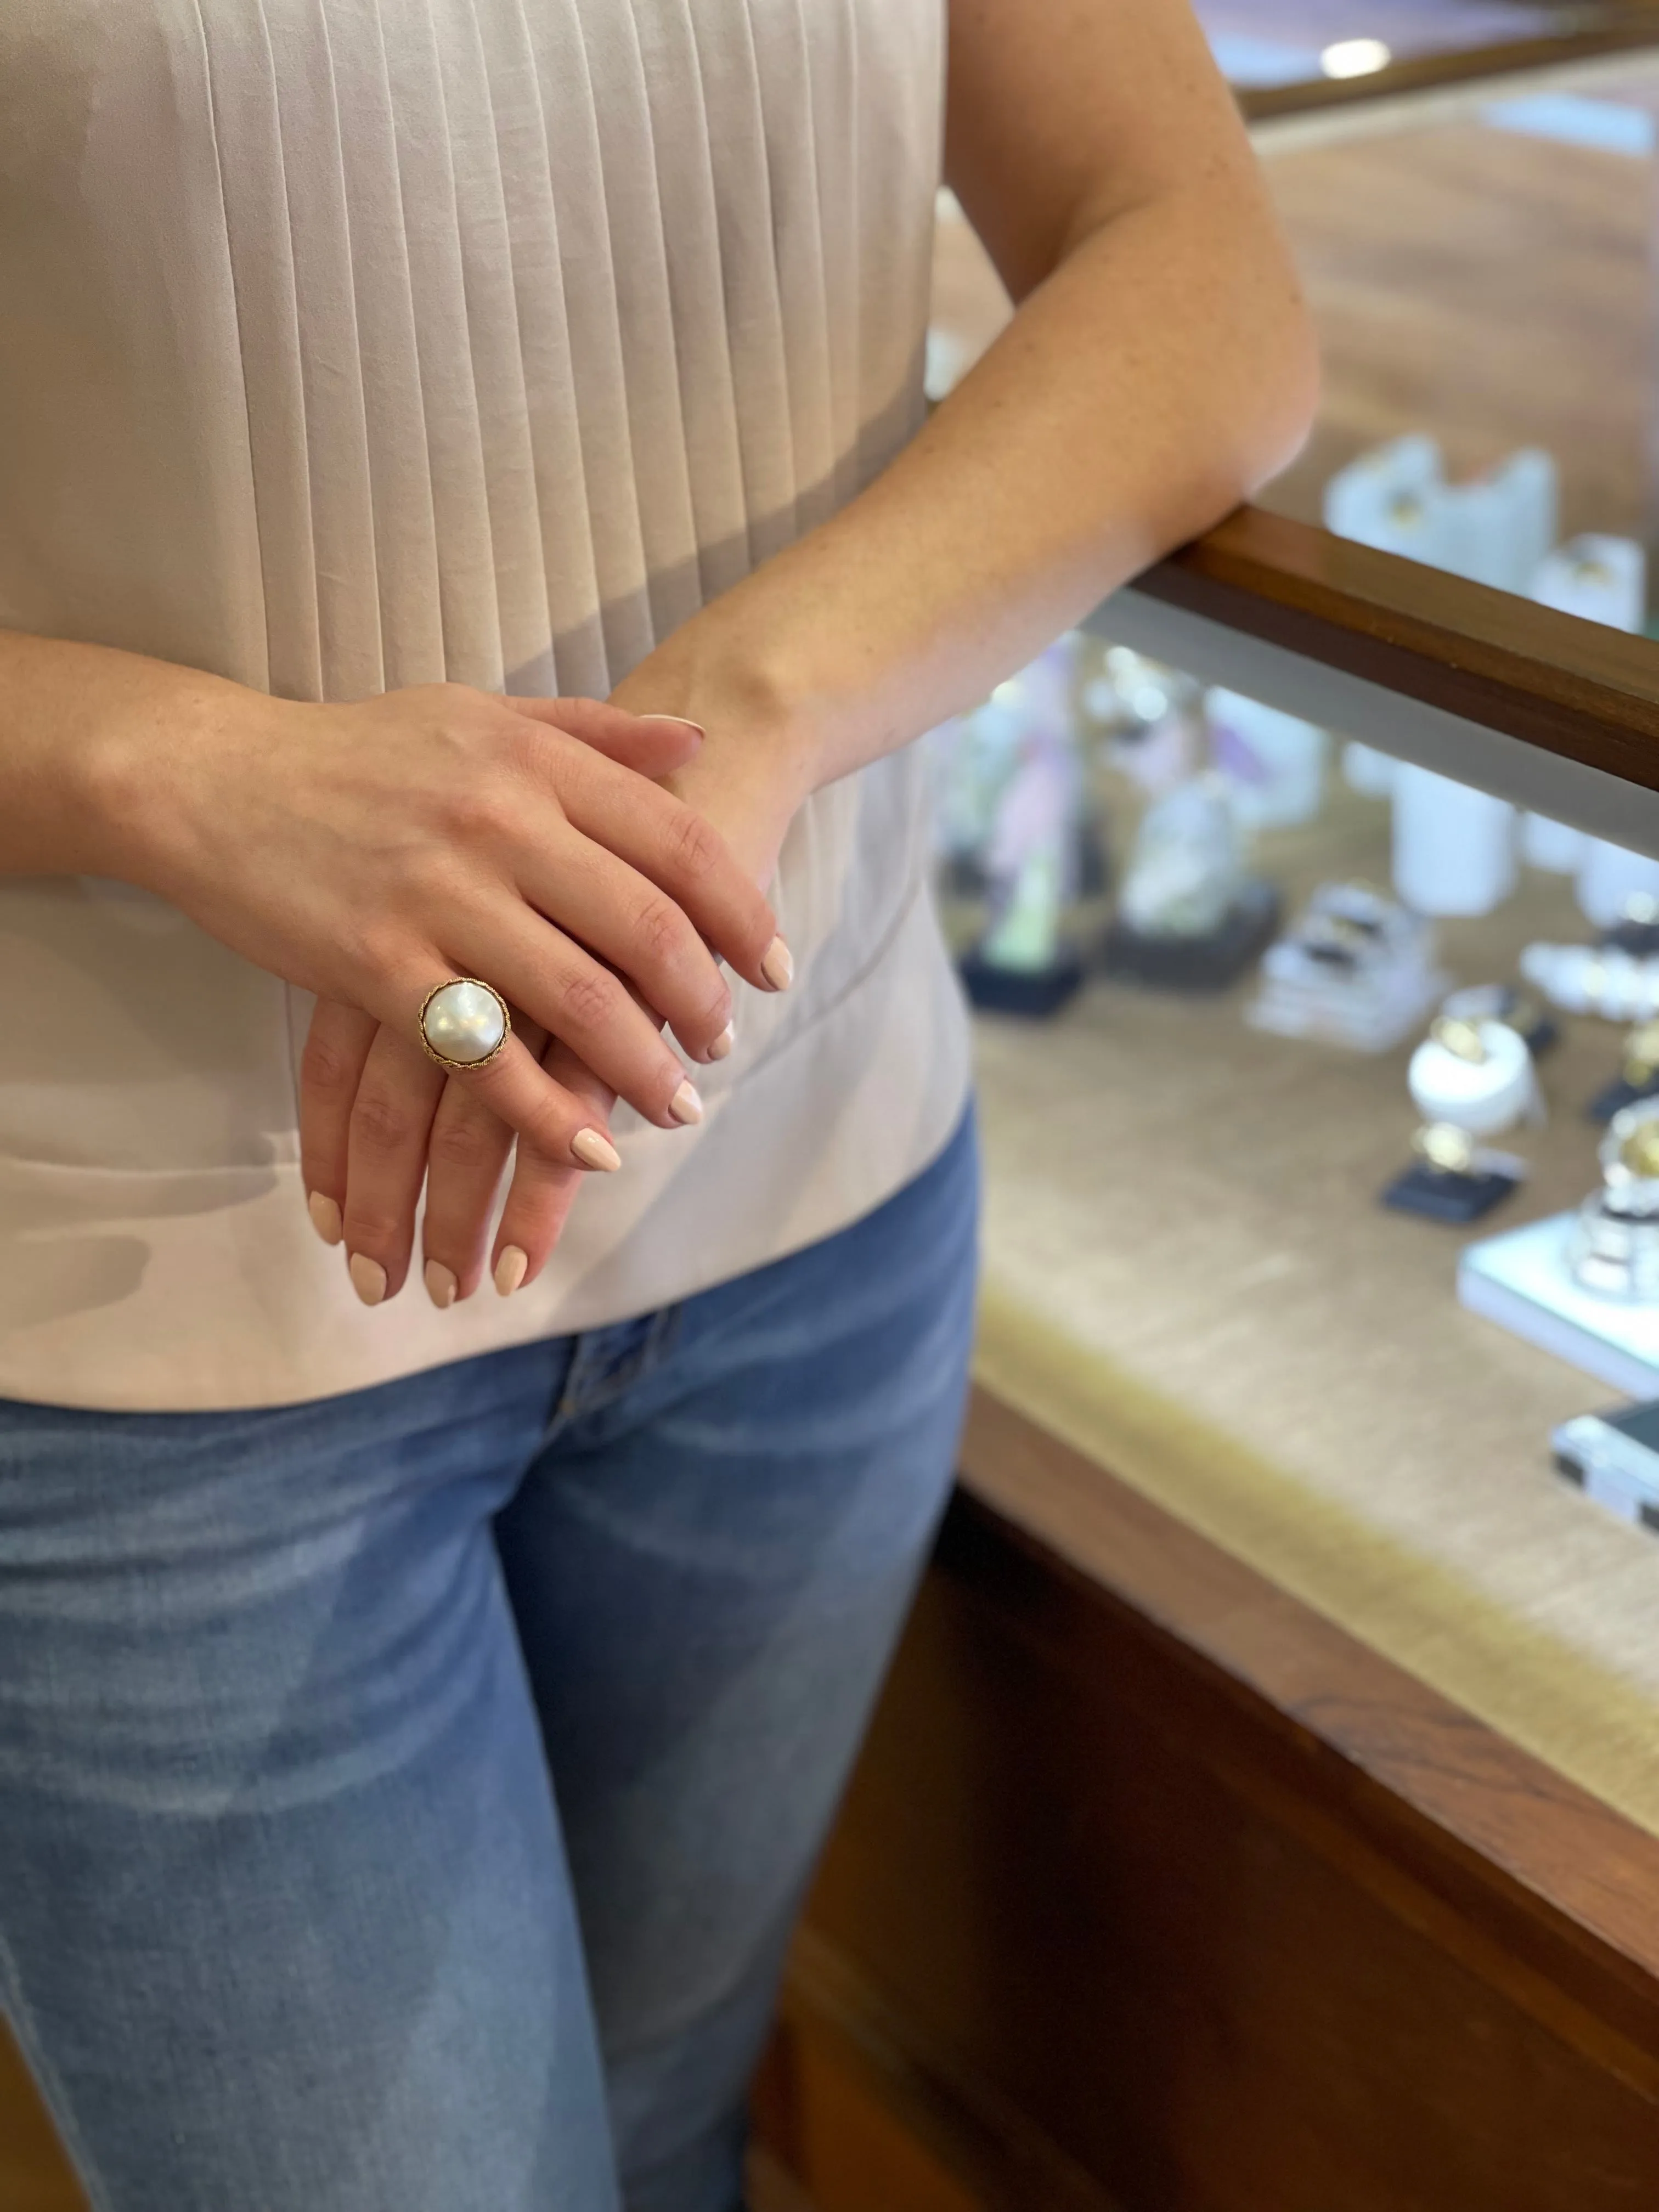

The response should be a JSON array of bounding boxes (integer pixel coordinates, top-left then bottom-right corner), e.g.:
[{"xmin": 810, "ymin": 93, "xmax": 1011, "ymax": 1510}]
[
  {"xmin": 1250, "ymin": 289, "xmax": 1322, "ymax": 491},
  {"xmin": 1217, "ymin": 222, "xmax": 1322, "ymax": 503}
]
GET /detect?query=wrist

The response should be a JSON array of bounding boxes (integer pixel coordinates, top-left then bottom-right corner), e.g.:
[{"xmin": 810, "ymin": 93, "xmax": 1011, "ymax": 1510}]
[
  {"xmin": 80, "ymin": 656, "xmax": 288, "ymax": 893},
  {"xmin": 610, "ymin": 629, "xmax": 822, "ymax": 806}
]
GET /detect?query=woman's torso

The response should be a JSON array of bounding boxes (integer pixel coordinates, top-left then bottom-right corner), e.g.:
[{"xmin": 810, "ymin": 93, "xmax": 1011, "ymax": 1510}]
[{"xmin": 0, "ymin": 0, "xmax": 970, "ymax": 1409}]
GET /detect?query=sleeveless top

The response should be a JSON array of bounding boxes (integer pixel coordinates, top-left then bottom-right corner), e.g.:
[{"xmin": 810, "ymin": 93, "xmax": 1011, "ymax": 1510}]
[{"xmin": 0, "ymin": 0, "xmax": 971, "ymax": 1410}]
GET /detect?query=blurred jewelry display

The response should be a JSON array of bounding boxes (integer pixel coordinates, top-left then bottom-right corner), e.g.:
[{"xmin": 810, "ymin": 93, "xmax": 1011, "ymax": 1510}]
[
  {"xmin": 1328, "ymin": 435, "xmax": 1648, "ymax": 923},
  {"xmin": 935, "ymin": 639, "xmax": 1111, "ymax": 1017},
  {"xmin": 1519, "ymin": 942, "xmax": 1659, "ymax": 1023},
  {"xmin": 1075, "ymin": 645, "xmax": 1204, "ymax": 797},
  {"xmin": 1341, "ymin": 740, "xmax": 1397, "ymax": 799},
  {"xmin": 1569, "ymin": 1102, "xmax": 1659, "ymax": 1304},
  {"xmin": 1551, "ymin": 1399, "xmax": 1659, "ymax": 1534},
  {"xmin": 1392, "ymin": 765, "xmax": 1517, "ymax": 918},
  {"xmin": 1101, "ymin": 776, "xmax": 1280, "ymax": 992},
  {"xmin": 1440, "ymin": 983, "xmax": 1556, "ymax": 1058},
  {"xmin": 1248, "ymin": 882, "xmax": 1447, "ymax": 1052},
  {"xmin": 1382, "ymin": 1013, "xmax": 1537, "ymax": 1223},
  {"xmin": 1573, "ymin": 845, "xmax": 1659, "ymax": 935},
  {"xmin": 1204, "ymin": 689, "xmax": 1327, "ymax": 831},
  {"xmin": 1324, "ymin": 436, "xmax": 1556, "ymax": 596},
  {"xmin": 1589, "ymin": 1020, "xmax": 1659, "ymax": 1126}
]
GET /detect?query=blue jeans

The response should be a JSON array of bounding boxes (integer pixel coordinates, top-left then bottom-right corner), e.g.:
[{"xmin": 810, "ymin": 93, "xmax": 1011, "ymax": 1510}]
[{"xmin": 0, "ymin": 1111, "xmax": 977, "ymax": 2212}]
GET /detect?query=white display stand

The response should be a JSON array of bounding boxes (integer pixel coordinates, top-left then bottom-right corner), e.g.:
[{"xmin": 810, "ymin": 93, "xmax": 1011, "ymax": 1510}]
[
  {"xmin": 1392, "ymin": 765, "xmax": 1517, "ymax": 916},
  {"xmin": 1459, "ymin": 1212, "xmax": 1659, "ymax": 1396}
]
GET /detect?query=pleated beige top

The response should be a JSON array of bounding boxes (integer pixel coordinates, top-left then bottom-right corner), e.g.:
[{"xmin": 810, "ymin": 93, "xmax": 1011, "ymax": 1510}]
[{"xmin": 0, "ymin": 0, "xmax": 971, "ymax": 1410}]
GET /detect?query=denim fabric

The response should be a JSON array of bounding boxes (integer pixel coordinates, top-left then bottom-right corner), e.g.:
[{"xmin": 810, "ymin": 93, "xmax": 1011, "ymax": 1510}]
[{"xmin": 0, "ymin": 1111, "xmax": 978, "ymax": 2212}]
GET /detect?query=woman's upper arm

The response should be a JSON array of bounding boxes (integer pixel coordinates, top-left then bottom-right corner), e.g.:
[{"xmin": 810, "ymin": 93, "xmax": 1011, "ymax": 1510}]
[{"xmin": 945, "ymin": 0, "xmax": 1267, "ymax": 300}]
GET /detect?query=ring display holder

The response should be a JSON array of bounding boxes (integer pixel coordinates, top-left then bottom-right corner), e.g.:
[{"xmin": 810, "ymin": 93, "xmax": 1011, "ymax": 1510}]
[
  {"xmin": 1460, "ymin": 1103, "xmax": 1659, "ymax": 1392},
  {"xmin": 1102, "ymin": 775, "xmax": 1280, "ymax": 994},
  {"xmin": 1383, "ymin": 1014, "xmax": 1538, "ymax": 1224},
  {"xmin": 1248, "ymin": 882, "xmax": 1448, "ymax": 1052},
  {"xmin": 1588, "ymin": 1020, "xmax": 1659, "ymax": 1124}
]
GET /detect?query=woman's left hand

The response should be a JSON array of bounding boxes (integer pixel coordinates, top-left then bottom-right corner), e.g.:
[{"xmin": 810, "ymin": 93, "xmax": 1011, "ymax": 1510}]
[{"xmin": 302, "ymin": 681, "xmax": 804, "ymax": 1308}]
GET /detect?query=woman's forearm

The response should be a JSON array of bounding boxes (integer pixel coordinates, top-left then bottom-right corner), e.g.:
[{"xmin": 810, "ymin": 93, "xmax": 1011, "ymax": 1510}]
[
  {"xmin": 616, "ymin": 170, "xmax": 1317, "ymax": 818},
  {"xmin": 0, "ymin": 630, "xmax": 247, "ymax": 878}
]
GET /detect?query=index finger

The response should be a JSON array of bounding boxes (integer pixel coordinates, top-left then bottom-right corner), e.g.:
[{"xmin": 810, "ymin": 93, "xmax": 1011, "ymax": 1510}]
[
  {"xmin": 501, "ymin": 695, "xmax": 705, "ymax": 780},
  {"xmin": 555, "ymin": 752, "xmax": 792, "ymax": 996}
]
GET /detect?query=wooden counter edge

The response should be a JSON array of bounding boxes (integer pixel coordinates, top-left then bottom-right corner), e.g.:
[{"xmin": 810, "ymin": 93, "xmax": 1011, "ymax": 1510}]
[
  {"xmin": 1135, "ymin": 507, "xmax": 1659, "ymax": 790},
  {"xmin": 954, "ymin": 1381, "xmax": 1659, "ymax": 2081},
  {"xmin": 756, "ymin": 1385, "xmax": 1659, "ymax": 2210}
]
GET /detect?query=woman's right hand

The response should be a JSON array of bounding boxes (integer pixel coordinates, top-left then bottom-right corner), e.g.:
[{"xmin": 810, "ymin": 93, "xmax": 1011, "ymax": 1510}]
[{"xmin": 102, "ymin": 678, "xmax": 791, "ymax": 1163}]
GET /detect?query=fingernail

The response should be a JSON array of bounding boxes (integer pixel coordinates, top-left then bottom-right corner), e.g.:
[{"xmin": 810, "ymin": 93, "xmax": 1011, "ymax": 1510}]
[
  {"xmin": 307, "ymin": 1192, "xmax": 343, "ymax": 1246},
  {"xmin": 424, "ymin": 1259, "xmax": 458, "ymax": 1310},
  {"xmin": 706, "ymin": 1022, "xmax": 735, "ymax": 1063},
  {"xmin": 669, "ymin": 1080, "xmax": 704, "ymax": 1126},
  {"xmin": 494, "ymin": 1245, "xmax": 529, "ymax": 1297},
  {"xmin": 572, "ymin": 1127, "xmax": 623, "ymax": 1172},
  {"xmin": 348, "ymin": 1252, "xmax": 387, "ymax": 1307},
  {"xmin": 760, "ymin": 936, "xmax": 794, "ymax": 991},
  {"xmin": 639, "ymin": 714, "xmax": 706, "ymax": 741}
]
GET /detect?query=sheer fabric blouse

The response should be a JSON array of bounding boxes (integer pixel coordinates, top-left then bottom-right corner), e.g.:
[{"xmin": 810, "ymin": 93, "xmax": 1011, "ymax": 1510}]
[{"xmin": 0, "ymin": 0, "xmax": 969, "ymax": 1408}]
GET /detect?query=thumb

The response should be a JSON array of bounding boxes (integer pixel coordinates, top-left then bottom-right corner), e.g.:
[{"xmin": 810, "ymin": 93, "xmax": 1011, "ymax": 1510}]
[{"xmin": 500, "ymin": 695, "xmax": 704, "ymax": 777}]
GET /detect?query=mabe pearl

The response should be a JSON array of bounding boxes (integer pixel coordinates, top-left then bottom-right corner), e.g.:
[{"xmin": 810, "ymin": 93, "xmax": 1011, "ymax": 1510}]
[{"xmin": 422, "ymin": 980, "xmax": 507, "ymax": 1065}]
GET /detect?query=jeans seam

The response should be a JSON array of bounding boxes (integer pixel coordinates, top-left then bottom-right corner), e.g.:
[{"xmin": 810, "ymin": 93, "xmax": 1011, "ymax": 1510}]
[{"xmin": 552, "ymin": 1302, "xmax": 686, "ymax": 1429}]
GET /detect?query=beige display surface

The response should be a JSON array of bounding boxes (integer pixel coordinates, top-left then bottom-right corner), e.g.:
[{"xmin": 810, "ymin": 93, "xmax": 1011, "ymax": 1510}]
[{"xmin": 972, "ymin": 787, "xmax": 1659, "ymax": 1836}]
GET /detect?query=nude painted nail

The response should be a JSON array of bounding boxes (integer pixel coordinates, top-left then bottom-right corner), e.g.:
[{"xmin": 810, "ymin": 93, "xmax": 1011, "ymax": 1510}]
[
  {"xmin": 307, "ymin": 1192, "xmax": 343, "ymax": 1247},
  {"xmin": 572, "ymin": 1127, "xmax": 623, "ymax": 1172},
  {"xmin": 706, "ymin": 1022, "xmax": 735, "ymax": 1063},
  {"xmin": 494, "ymin": 1245, "xmax": 529, "ymax": 1297},
  {"xmin": 424, "ymin": 1259, "xmax": 458, "ymax": 1310},
  {"xmin": 760, "ymin": 936, "xmax": 794, "ymax": 991},
  {"xmin": 348, "ymin": 1252, "xmax": 387, "ymax": 1307},
  {"xmin": 639, "ymin": 714, "xmax": 706, "ymax": 740},
  {"xmin": 669, "ymin": 1080, "xmax": 704, "ymax": 1126}
]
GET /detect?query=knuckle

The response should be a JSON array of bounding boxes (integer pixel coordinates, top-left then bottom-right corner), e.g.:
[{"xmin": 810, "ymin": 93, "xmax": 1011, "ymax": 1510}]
[
  {"xmin": 301, "ymin": 1030, "xmax": 360, "ymax": 1098},
  {"xmin": 439, "ymin": 778, "xmax": 515, "ymax": 847},
  {"xmin": 555, "ymin": 965, "xmax": 620, "ymax": 1036},
  {"xmin": 351, "ymin": 1089, "xmax": 420, "ymax": 1159},
  {"xmin": 633, "ymin": 892, "xmax": 692, "ymax": 969},
  {"xmin": 499, "ymin": 716, "xmax": 565, "ymax": 785},
  {"xmin": 428, "ymin": 1108, "xmax": 502, "ymax": 1176},
  {"xmin": 662, "ymin": 804, "xmax": 721, "ymax": 883},
  {"xmin": 520, "ymin": 1091, "xmax": 576, "ymax": 1160},
  {"xmin": 342, "ymin": 1204, "xmax": 402, "ymax": 1250}
]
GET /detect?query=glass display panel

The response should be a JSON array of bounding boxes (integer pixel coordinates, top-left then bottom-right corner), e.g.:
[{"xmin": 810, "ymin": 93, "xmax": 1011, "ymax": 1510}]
[
  {"xmin": 930, "ymin": 48, "xmax": 1659, "ymax": 623},
  {"xmin": 926, "ymin": 57, "xmax": 1659, "ymax": 1812},
  {"xmin": 940, "ymin": 621, "xmax": 1659, "ymax": 1821},
  {"xmin": 1258, "ymin": 52, "xmax": 1659, "ymax": 631}
]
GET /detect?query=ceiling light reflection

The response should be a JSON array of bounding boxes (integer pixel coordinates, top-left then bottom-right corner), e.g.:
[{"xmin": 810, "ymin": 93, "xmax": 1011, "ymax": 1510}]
[{"xmin": 1321, "ymin": 37, "xmax": 1392, "ymax": 78}]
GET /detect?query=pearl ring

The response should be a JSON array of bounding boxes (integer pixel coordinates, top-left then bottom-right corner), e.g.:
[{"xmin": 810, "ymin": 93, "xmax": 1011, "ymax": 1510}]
[{"xmin": 419, "ymin": 978, "xmax": 512, "ymax": 1071}]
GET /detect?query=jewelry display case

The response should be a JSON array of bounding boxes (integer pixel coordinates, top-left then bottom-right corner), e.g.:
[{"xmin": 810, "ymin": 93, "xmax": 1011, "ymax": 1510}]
[{"xmin": 758, "ymin": 37, "xmax": 1659, "ymax": 2212}]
